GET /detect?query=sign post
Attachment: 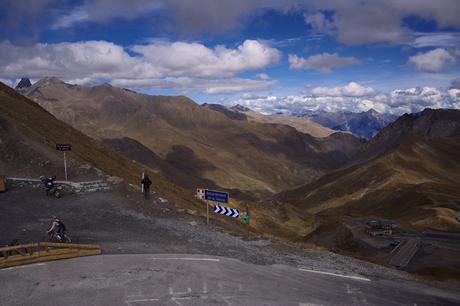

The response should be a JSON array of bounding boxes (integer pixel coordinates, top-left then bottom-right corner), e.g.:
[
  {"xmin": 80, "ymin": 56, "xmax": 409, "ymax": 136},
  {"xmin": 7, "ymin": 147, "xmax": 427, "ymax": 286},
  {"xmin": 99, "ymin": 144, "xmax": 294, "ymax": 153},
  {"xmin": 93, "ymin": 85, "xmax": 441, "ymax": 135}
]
[
  {"xmin": 243, "ymin": 205, "xmax": 251, "ymax": 240},
  {"xmin": 63, "ymin": 152, "xmax": 68, "ymax": 181},
  {"xmin": 206, "ymin": 200, "xmax": 209, "ymax": 226},
  {"xmin": 204, "ymin": 189, "xmax": 229, "ymax": 226},
  {"xmin": 56, "ymin": 144, "xmax": 71, "ymax": 181}
]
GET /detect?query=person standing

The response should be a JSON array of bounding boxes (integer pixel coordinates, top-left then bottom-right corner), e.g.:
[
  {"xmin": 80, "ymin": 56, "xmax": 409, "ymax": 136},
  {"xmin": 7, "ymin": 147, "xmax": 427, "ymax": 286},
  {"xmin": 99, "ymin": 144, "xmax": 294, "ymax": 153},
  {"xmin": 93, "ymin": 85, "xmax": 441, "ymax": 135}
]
[{"xmin": 141, "ymin": 173, "xmax": 152, "ymax": 199}]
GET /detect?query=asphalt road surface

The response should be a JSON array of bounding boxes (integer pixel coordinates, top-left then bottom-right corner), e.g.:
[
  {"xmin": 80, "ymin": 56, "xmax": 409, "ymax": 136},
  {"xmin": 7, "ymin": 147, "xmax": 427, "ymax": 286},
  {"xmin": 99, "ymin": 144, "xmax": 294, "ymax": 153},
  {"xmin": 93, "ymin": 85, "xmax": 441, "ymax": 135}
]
[
  {"xmin": 2, "ymin": 186, "xmax": 460, "ymax": 305},
  {"xmin": 2, "ymin": 254, "xmax": 460, "ymax": 306}
]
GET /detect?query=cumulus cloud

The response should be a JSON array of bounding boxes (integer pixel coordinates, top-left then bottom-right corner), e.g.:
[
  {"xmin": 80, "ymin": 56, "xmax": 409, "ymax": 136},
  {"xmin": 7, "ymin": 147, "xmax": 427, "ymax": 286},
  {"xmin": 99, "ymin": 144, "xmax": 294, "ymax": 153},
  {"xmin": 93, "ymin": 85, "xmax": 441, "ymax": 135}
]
[
  {"xmin": 232, "ymin": 82, "xmax": 459, "ymax": 115},
  {"xmin": 409, "ymin": 48, "xmax": 457, "ymax": 73},
  {"xmin": 311, "ymin": 82, "xmax": 375, "ymax": 97},
  {"xmin": 0, "ymin": 40, "xmax": 279, "ymax": 94},
  {"xmin": 131, "ymin": 40, "xmax": 280, "ymax": 78},
  {"xmin": 288, "ymin": 53, "xmax": 360, "ymax": 72},
  {"xmin": 378, "ymin": 87, "xmax": 447, "ymax": 113}
]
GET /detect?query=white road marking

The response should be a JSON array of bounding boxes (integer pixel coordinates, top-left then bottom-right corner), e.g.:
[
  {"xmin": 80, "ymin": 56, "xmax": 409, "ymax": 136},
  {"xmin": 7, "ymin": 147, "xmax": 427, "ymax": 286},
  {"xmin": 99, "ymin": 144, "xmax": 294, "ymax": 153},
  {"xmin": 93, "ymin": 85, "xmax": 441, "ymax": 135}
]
[
  {"xmin": 221, "ymin": 295, "xmax": 235, "ymax": 306},
  {"xmin": 1, "ymin": 263, "xmax": 46, "ymax": 271},
  {"xmin": 151, "ymin": 257, "xmax": 220, "ymax": 262},
  {"xmin": 171, "ymin": 296, "xmax": 191, "ymax": 305},
  {"xmin": 126, "ymin": 298, "xmax": 159, "ymax": 302},
  {"xmin": 298, "ymin": 268, "xmax": 371, "ymax": 282}
]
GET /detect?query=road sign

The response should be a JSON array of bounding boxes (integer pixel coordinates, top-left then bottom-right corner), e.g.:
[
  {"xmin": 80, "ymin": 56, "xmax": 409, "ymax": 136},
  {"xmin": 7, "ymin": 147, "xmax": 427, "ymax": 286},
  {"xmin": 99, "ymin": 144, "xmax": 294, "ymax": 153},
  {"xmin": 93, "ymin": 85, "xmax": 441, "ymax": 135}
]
[
  {"xmin": 56, "ymin": 144, "xmax": 72, "ymax": 151},
  {"xmin": 204, "ymin": 190, "xmax": 229, "ymax": 203},
  {"xmin": 56, "ymin": 144, "xmax": 71, "ymax": 181},
  {"xmin": 213, "ymin": 204, "xmax": 240, "ymax": 218},
  {"xmin": 242, "ymin": 214, "xmax": 250, "ymax": 224}
]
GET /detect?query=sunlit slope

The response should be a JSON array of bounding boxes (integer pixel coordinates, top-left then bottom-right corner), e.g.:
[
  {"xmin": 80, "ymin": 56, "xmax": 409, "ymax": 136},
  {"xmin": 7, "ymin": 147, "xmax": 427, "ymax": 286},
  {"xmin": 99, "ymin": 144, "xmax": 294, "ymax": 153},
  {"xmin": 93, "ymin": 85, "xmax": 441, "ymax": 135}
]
[{"xmin": 277, "ymin": 109, "xmax": 460, "ymax": 231}]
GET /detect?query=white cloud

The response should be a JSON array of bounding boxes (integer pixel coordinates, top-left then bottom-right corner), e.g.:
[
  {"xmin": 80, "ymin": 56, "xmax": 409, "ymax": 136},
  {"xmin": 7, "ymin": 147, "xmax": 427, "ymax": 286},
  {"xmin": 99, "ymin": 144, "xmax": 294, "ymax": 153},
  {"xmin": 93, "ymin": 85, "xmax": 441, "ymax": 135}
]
[
  {"xmin": 412, "ymin": 32, "xmax": 460, "ymax": 48},
  {"xmin": 383, "ymin": 87, "xmax": 452, "ymax": 113},
  {"xmin": 0, "ymin": 39, "xmax": 279, "ymax": 94},
  {"xmin": 306, "ymin": 0, "xmax": 460, "ymax": 45},
  {"xmin": 409, "ymin": 48, "xmax": 457, "ymax": 73},
  {"xmin": 51, "ymin": 0, "xmax": 162, "ymax": 29},
  {"xmin": 304, "ymin": 12, "xmax": 335, "ymax": 35},
  {"xmin": 131, "ymin": 40, "xmax": 280, "ymax": 78},
  {"xmin": 233, "ymin": 83, "xmax": 459, "ymax": 115},
  {"xmin": 111, "ymin": 77, "xmax": 276, "ymax": 94},
  {"xmin": 51, "ymin": 8, "xmax": 89, "ymax": 30},
  {"xmin": 448, "ymin": 88, "xmax": 460, "ymax": 108},
  {"xmin": 288, "ymin": 53, "xmax": 360, "ymax": 72},
  {"xmin": 256, "ymin": 73, "xmax": 270, "ymax": 80},
  {"xmin": 311, "ymin": 82, "xmax": 375, "ymax": 97}
]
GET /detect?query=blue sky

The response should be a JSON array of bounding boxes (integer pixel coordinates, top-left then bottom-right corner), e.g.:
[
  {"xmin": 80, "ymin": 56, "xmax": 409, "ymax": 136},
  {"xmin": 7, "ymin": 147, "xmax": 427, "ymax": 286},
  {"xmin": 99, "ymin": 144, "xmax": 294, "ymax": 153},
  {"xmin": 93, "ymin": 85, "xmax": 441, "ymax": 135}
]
[{"xmin": 0, "ymin": 0, "xmax": 459, "ymax": 114}]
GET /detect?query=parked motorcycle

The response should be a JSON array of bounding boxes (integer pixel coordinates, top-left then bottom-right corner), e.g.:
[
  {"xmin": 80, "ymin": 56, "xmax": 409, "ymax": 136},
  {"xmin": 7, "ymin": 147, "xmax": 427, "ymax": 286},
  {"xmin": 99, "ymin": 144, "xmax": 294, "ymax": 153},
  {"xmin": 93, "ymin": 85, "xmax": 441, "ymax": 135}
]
[{"xmin": 40, "ymin": 176, "xmax": 63, "ymax": 198}]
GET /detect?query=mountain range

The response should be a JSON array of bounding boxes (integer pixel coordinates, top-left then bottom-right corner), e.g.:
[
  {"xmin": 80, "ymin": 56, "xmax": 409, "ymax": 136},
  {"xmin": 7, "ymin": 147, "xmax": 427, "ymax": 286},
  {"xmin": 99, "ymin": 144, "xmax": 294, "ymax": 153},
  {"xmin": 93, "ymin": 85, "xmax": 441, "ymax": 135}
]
[
  {"xmin": 298, "ymin": 109, "xmax": 397, "ymax": 139},
  {"xmin": 225, "ymin": 104, "xmax": 336, "ymax": 138},
  {"xmin": 19, "ymin": 77, "xmax": 363, "ymax": 197},
  {"xmin": 3, "ymin": 77, "xmax": 460, "ymax": 279}
]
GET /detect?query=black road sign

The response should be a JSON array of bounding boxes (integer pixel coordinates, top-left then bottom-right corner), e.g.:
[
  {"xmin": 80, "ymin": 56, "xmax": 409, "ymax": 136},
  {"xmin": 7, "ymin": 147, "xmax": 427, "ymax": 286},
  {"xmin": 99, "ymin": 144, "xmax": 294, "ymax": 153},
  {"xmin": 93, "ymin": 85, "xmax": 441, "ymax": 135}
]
[
  {"xmin": 56, "ymin": 144, "xmax": 72, "ymax": 151},
  {"xmin": 214, "ymin": 204, "xmax": 240, "ymax": 218}
]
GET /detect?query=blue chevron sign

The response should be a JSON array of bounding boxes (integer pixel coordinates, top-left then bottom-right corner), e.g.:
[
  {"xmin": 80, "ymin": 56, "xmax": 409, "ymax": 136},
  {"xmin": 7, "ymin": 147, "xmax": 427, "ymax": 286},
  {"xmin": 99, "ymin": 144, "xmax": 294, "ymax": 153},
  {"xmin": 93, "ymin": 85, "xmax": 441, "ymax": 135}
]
[
  {"xmin": 213, "ymin": 204, "xmax": 240, "ymax": 218},
  {"xmin": 204, "ymin": 189, "xmax": 229, "ymax": 203}
]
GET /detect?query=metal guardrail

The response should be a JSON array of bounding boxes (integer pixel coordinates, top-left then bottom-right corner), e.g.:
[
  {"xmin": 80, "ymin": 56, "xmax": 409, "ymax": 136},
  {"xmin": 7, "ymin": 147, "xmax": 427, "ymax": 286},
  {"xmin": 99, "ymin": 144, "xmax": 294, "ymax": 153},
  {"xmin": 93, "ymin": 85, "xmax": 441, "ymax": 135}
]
[{"xmin": 0, "ymin": 242, "xmax": 101, "ymax": 269}]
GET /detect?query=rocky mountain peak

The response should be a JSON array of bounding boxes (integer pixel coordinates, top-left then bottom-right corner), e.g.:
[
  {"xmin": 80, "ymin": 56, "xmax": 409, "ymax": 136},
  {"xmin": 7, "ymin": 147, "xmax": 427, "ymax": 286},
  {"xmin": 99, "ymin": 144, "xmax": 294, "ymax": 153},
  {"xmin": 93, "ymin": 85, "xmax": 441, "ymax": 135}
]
[
  {"xmin": 15, "ymin": 78, "xmax": 32, "ymax": 90},
  {"xmin": 230, "ymin": 104, "xmax": 251, "ymax": 112}
]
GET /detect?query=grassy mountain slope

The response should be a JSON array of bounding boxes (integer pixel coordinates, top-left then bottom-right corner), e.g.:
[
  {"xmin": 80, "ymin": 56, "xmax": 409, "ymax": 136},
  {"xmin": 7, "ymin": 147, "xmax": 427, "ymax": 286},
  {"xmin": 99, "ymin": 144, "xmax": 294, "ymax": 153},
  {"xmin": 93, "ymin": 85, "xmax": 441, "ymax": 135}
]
[
  {"xmin": 277, "ymin": 109, "xmax": 460, "ymax": 232},
  {"xmin": 22, "ymin": 77, "xmax": 363, "ymax": 197},
  {"xmin": 0, "ymin": 81, "xmax": 316, "ymax": 243},
  {"xmin": 0, "ymin": 82, "xmax": 194, "ymax": 207}
]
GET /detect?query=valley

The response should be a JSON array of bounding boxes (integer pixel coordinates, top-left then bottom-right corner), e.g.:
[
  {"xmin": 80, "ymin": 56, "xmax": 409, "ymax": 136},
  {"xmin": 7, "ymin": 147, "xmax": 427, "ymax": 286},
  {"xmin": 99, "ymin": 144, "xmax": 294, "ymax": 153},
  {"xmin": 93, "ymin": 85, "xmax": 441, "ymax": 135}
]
[
  {"xmin": 2, "ymin": 2, "xmax": 460, "ymax": 304},
  {"xmin": 2, "ymin": 79, "xmax": 460, "ymax": 287}
]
